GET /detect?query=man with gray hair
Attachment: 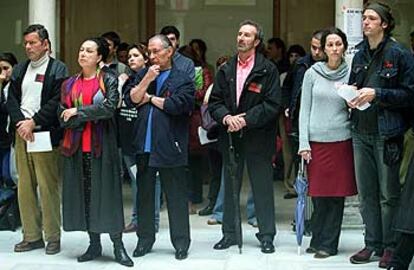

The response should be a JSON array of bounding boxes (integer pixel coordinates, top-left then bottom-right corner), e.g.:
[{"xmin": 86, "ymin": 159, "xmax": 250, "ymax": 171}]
[
  {"xmin": 7, "ymin": 24, "xmax": 68, "ymax": 255},
  {"xmin": 124, "ymin": 34, "xmax": 195, "ymax": 260},
  {"xmin": 209, "ymin": 20, "xmax": 281, "ymax": 253}
]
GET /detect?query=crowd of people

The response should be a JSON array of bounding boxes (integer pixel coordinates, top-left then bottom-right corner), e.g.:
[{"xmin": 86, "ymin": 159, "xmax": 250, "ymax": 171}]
[{"xmin": 1, "ymin": 2, "xmax": 414, "ymax": 270}]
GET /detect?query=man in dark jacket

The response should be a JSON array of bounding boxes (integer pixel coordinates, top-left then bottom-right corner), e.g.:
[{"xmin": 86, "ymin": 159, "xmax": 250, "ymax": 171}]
[
  {"xmin": 347, "ymin": 3, "xmax": 414, "ymax": 268},
  {"xmin": 209, "ymin": 20, "xmax": 281, "ymax": 254},
  {"xmin": 124, "ymin": 34, "xmax": 195, "ymax": 260},
  {"xmin": 281, "ymin": 29, "xmax": 324, "ymax": 199},
  {"xmin": 6, "ymin": 24, "xmax": 68, "ymax": 255}
]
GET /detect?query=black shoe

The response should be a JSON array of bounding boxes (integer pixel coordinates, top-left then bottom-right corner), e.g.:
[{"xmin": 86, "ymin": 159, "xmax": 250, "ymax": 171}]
[
  {"xmin": 260, "ymin": 240, "xmax": 275, "ymax": 254},
  {"xmin": 283, "ymin": 192, "xmax": 298, "ymax": 199},
  {"xmin": 306, "ymin": 247, "xmax": 317, "ymax": 254},
  {"xmin": 14, "ymin": 239, "xmax": 45, "ymax": 252},
  {"xmin": 213, "ymin": 237, "xmax": 237, "ymax": 250},
  {"xmin": 77, "ymin": 244, "xmax": 102, "ymax": 262},
  {"xmin": 198, "ymin": 204, "xmax": 214, "ymax": 216},
  {"xmin": 114, "ymin": 245, "xmax": 134, "ymax": 267},
  {"xmin": 133, "ymin": 244, "xmax": 152, "ymax": 257},
  {"xmin": 175, "ymin": 248, "xmax": 188, "ymax": 260}
]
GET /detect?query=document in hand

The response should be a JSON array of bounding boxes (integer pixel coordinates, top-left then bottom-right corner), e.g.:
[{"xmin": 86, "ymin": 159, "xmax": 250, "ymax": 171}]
[
  {"xmin": 26, "ymin": 131, "xmax": 53, "ymax": 153},
  {"xmin": 337, "ymin": 84, "xmax": 370, "ymax": 111}
]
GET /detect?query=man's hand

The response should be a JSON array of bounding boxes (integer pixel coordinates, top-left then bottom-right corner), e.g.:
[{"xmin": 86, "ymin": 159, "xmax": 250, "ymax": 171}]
[
  {"xmin": 60, "ymin": 108, "xmax": 78, "ymax": 122},
  {"xmin": 144, "ymin": 65, "xmax": 160, "ymax": 82},
  {"xmin": 348, "ymin": 87, "xmax": 376, "ymax": 108},
  {"xmin": 16, "ymin": 119, "xmax": 35, "ymax": 142},
  {"xmin": 224, "ymin": 113, "xmax": 246, "ymax": 132},
  {"xmin": 299, "ymin": 150, "xmax": 312, "ymax": 162}
]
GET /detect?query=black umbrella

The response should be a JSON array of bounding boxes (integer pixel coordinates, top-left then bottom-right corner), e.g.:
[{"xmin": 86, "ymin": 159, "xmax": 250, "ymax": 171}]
[{"xmin": 227, "ymin": 132, "xmax": 243, "ymax": 254}]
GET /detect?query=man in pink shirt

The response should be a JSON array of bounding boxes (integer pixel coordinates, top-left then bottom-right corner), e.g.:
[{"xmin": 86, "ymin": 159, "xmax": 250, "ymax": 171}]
[{"xmin": 209, "ymin": 20, "xmax": 281, "ymax": 253}]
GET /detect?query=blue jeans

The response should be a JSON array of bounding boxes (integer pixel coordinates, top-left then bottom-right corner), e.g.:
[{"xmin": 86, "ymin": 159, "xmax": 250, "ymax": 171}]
[
  {"xmin": 352, "ymin": 132, "xmax": 401, "ymax": 251},
  {"xmin": 211, "ymin": 167, "xmax": 256, "ymax": 224},
  {"xmin": 123, "ymin": 154, "xmax": 161, "ymax": 230}
]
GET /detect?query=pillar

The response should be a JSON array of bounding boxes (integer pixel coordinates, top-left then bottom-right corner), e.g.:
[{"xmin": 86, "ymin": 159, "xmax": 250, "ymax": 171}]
[{"xmin": 28, "ymin": 0, "xmax": 56, "ymax": 58}]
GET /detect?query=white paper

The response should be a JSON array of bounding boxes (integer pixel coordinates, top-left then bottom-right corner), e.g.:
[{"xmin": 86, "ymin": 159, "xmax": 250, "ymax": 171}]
[
  {"xmin": 337, "ymin": 85, "xmax": 370, "ymax": 111},
  {"xmin": 198, "ymin": 126, "xmax": 217, "ymax": 145},
  {"xmin": 26, "ymin": 131, "xmax": 53, "ymax": 153},
  {"xmin": 130, "ymin": 165, "xmax": 137, "ymax": 177}
]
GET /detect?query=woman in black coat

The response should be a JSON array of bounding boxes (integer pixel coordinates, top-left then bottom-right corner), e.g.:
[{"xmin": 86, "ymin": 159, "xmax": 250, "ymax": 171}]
[{"xmin": 59, "ymin": 37, "xmax": 133, "ymax": 267}]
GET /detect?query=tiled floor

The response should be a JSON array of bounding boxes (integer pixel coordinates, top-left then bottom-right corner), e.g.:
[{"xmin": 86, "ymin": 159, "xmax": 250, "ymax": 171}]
[{"xmin": 0, "ymin": 181, "xmax": 411, "ymax": 270}]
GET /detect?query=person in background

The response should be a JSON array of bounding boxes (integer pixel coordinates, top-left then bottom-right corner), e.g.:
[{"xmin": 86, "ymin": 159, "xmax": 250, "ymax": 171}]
[
  {"xmin": 117, "ymin": 42, "xmax": 130, "ymax": 65},
  {"xmin": 178, "ymin": 45, "xmax": 213, "ymax": 214},
  {"xmin": 298, "ymin": 27, "xmax": 357, "ymax": 259},
  {"xmin": 279, "ymin": 44, "xmax": 307, "ymax": 199},
  {"xmin": 267, "ymin": 37, "xmax": 290, "ymax": 74},
  {"xmin": 101, "ymin": 31, "xmax": 130, "ymax": 76},
  {"xmin": 59, "ymin": 37, "xmax": 133, "ymax": 267},
  {"xmin": 7, "ymin": 24, "xmax": 68, "ymax": 255},
  {"xmin": 119, "ymin": 44, "xmax": 161, "ymax": 234},
  {"xmin": 190, "ymin": 38, "xmax": 215, "ymax": 75},
  {"xmin": 0, "ymin": 52, "xmax": 18, "ymax": 187}
]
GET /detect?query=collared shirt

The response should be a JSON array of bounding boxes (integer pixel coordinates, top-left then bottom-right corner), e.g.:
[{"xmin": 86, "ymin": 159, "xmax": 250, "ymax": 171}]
[
  {"xmin": 144, "ymin": 70, "xmax": 171, "ymax": 153},
  {"xmin": 236, "ymin": 52, "xmax": 255, "ymax": 106}
]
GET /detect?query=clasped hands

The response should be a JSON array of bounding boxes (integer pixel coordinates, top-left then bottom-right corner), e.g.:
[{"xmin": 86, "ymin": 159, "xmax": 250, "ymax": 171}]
[
  {"xmin": 224, "ymin": 113, "xmax": 246, "ymax": 132},
  {"xmin": 16, "ymin": 119, "xmax": 35, "ymax": 142},
  {"xmin": 60, "ymin": 108, "xmax": 78, "ymax": 122}
]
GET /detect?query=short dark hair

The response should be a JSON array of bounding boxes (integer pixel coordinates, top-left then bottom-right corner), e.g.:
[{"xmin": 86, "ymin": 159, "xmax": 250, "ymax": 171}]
[
  {"xmin": 189, "ymin": 39, "xmax": 207, "ymax": 63},
  {"xmin": 101, "ymin": 31, "xmax": 121, "ymax": 47},
  {"xmin": 23, "ymin": 24, "xmax": 49, "ymax": 41},
  {"xmin": 83, "ymin": 37, "xmax": 110, "ymax": 64},
  {"xmin": 160, "ymin": 25, "xmax": 180, "ymax": 40},
  {"xmin": 320, "ymin": 27, "xmax": 348, "ymax": 61},
  {"xmin": 127, "ymin": 43, "xmax": 149, "ymax": 65},
  {"xmin": 240, "ymin": 19, "xmax": 264, "ymax": 44},
  {"xmin": 364, "ymin": 2, "xmax": 395, "ymax": 35},
  {"xmin": 267, "ymin": 37, "xmax": 286, "ymax": 54},
  {"xmin": 287, "ymin": 44, "xmax": 306, "ymax": 58},
  {"xmin": 117, "ymin": 42, "xmax": 129, "ymax": 53},
  {"xmin": 0, "ymin": 52, "xmax": 18, "ymax": 67},
  {"xmin": 410, "ymin": 31, "xmax": 414, "ymax": 39},
  {"xmin": 312, "ymin": 29, "xmax": 325, "ymax": 41}
]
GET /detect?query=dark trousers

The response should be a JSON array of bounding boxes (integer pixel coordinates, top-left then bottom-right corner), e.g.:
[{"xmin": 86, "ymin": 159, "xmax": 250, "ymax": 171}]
[
  {"xmin": 222, "ymin": 148, "xmax": 276, "ymax": 242},
  {"xmin": 352, "ymin": 132, "xmax": 401, "ymax": 251},
  {"xmin": 137, "ymin": 164, "xmax": 190, "ymax": 251},
  {"xmin": 206, "ymin": 147, "xmax": 222, "ymax": 206},
  {"xmin": 389, "ymin": 233, "xmax": 414, "ymax": 270},
  {"xmin": 310, "ymin": 197, "xmax": 345, "ymax": 254},
  {"xmin": 187, "ymin": 154, "xmax": 204, "ymax": 203}
]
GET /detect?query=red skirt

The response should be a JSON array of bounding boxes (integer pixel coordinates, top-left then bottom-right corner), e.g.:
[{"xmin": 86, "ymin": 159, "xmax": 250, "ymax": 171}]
[{"xmin": 307, "ymin": 140, "xmax": 357, "ymax": 197}]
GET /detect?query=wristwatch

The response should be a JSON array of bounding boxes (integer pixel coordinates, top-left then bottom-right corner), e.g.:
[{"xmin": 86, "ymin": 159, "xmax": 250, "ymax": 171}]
[{"xmin": 149, "ymin": 95, "xmax": 154, "ymax": 103}]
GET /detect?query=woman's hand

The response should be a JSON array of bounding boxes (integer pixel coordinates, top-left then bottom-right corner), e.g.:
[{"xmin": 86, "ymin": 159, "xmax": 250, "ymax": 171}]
[
  {"xmin": 61, "ymin": 108, "xmax": 78, "ymax": 122},
  {"xmin": 299, "ymin": 150, "xmax": 312, "ymax": 162}
]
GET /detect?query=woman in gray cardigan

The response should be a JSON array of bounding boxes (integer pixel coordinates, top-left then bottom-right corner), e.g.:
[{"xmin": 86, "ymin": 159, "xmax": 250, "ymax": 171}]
[{"xmin": 298, "ymin": 27, "xmax": 357, "ymax": 258}]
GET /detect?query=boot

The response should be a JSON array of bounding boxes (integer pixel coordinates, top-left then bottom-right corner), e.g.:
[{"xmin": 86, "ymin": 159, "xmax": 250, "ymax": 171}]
[
  {"xmin": 77, "ymin": 232, "xmax": 102, "ymax": 262},
  {"xmin": 110, "ymin": 233, "xmax": 134, "ymax": 267}
]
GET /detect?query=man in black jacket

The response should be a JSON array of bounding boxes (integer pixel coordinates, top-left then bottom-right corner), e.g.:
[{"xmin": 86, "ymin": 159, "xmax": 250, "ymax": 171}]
[
  {"xmin": 124, "ymin": 34, "xmax": 195, "ymax": 260},
  {"xmin": 209, "ymin": 20, "xmax": 281, "ymax": 253},
  {"xmin": 7, "ymin": 24, "xmax": 68, "ymax": 255}
]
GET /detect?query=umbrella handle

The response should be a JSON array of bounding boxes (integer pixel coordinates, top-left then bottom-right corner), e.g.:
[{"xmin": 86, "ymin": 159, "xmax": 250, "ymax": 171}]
[{"xmin": 299, "ymin": 158, "xmax": 305, "ymax": 176}]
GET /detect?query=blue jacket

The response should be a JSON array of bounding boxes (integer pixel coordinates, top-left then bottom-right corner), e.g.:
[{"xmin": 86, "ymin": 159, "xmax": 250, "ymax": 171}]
[
  {"xmin": 349, "ymin": 36, "xmax": 414, "ymax": 138},
  {"xmin": 123, "ymin": 66, "xmax": 195, "ymax": 168}
]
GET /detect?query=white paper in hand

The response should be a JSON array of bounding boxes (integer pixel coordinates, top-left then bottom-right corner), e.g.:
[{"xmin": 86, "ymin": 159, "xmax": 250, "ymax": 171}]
[
  {"xmin": 26, "ymin": 131, "xmax": 53, "ymax": 153},
  {"xmin": 198, "ymin": 126, "xmax": 218, "ymax": 145},
  {"xmin": 337, "ymin": 84, "xmax": 370, "ymax": 110}
]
